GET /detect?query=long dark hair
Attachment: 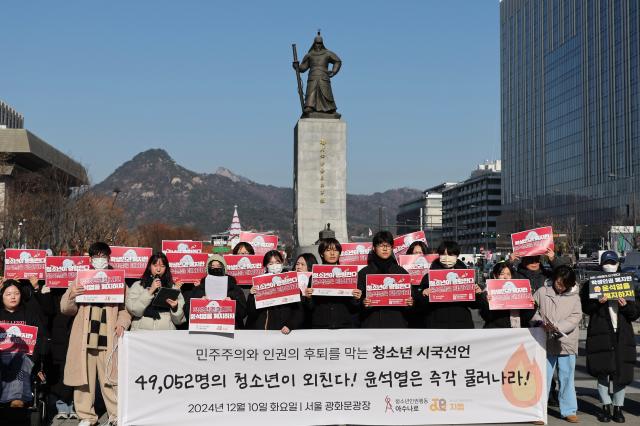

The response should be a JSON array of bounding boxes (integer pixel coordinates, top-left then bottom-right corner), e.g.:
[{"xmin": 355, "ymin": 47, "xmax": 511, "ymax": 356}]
[
  {"xmin": 1, "ymin": 280, "xmax": 23, "ymax": 309},
  {"xmin": 491, "ymin": 261, "xmax": 515, "ymax": 279},
  {"xmin": 296, "ymin": 253, "xmax": 319, "ymax": 271},
  {"xmin": 406, "ymin": 241, "xmax": 429, "ymax": 255},
  {"xmin": 140, "ymin": 252, "xmax": 174, "ymax": 288},
  {"xmin": 262, "ymin": 250, "xmax": 284, "ymax": 267}
]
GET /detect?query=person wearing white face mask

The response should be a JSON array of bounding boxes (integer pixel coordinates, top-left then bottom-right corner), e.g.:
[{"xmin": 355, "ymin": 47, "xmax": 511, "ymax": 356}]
[
  {"xmin": 246, "ymin": 250, "xmax": 304, "ymax": 334},
  {"xmin": 415, "ymin": 241, "xmax": 482, "ymax": 329}
]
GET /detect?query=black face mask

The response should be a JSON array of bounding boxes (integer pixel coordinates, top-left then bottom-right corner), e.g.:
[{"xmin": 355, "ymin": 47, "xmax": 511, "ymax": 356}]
[{"xmin": 208, "ymin": 267, "xmax": 225, "ymax": 276}]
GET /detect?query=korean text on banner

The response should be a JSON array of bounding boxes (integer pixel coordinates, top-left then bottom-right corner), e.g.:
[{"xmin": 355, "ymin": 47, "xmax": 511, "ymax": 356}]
[
  {"xmin": 162, "ymin": 240, "xmax": 203, "ymax": 254},
  {"xmin": 340, "ymin": 242, "xmax": 372, "ymax": 265},
  {"xmin": 365, "ymin": 274, "xmax": 412, "ymax": 306},
  {"xmin": 0, "ymin": 323, "xmax": 38, "ymax": 355},
  {"xmin": 74, "ymin": 269, "xmax": 126, "ymax": 304},
  {"xmin": 510, "ymin": 227, "xmax": 554, "ymax": 257},
  {"xmin": 224, "ymin": 255, "xmax": 264, "ymax": 285},
  {"xmin": 393, "ymin": 231, "xmax": 427, "ymax": 256},
  {"xmin": 4, "ymin": 249, "xmax": 47, "ymax": 280},
  {"xmin": 188, "ymin": 299, "xmax": 236, "ymax": 334},
  {"xmin": 486, "ymin": 280, "xmax": 534, "ymax": 310},
  {"xmin": 45, "ymin": 256, "xmax": 91, "ymax": 288},
  {"xmin": 428, "ymin": 269, "xmax": 476, "ymax": 303},
  {"xmin": 109, "ymin": 246, "xmax": 152, "ymax": 278},
  {"xmin": 311, "ymin": 265, "xmax": 358, "ymax": 296},
  {"xmin": 166, "ymin": 252, "xmax": 208, "ymax": 283},
  {"xmin": 398, "ymin": 254, "xmax": 439, "ymax": 285},
  {"xmin": 588, "ymin": 273, "xmax": 636, "ymax": 301},
  {"xmin": 252, "ymin": 272, "xmax": 301, "ymax": 309},
  {"xmin": 239, "ymin": 232, "xmax": 278, "ymax": 256},
  {"xmin": 118, "ymin": 328, "xmax": 548, "ymax": 426}
]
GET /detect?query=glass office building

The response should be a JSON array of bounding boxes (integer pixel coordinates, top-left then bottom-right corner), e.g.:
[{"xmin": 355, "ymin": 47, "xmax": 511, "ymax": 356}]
[{"xmin": 499, "ymin": 0, "xmax": 640, "ymax": 253}]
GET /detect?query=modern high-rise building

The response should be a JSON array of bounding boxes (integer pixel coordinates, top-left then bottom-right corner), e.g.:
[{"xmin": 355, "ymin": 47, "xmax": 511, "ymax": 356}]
[{"xmin": 499, "ymin": 0, "xmax": 640, "ymax": 253}]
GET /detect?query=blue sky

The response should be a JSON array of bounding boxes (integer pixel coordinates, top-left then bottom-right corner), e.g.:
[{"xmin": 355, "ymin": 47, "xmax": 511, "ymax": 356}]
[{"xmin": 1, "ymin": 0, "xmax": 500, "ymax": 194}]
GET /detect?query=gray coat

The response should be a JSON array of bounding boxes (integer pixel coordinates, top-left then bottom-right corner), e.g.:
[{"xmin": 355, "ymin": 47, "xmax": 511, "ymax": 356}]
[
  {"xmin": 531, "ymin": 281, "xmax": 582, "ymax": 355},
  {"xmin": 126, "ymin": 281, "xmax": 185, "ymax": 331}
]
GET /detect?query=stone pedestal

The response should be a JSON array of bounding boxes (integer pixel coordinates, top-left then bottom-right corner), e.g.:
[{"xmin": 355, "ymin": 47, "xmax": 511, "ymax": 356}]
[{"xmin": 293, "ymin": 118, "xmax": 348, "ymax": 250}]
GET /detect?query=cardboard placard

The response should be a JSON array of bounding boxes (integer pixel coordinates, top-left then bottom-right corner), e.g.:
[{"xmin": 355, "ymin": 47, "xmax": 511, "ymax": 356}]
[
  {"xmin": 75, "ymin": 269, "xmax": 126, "ymax": 304},
  {"xmin": 224, "ymin": 255, "xmax": 264, "ymax": 285},
  {"xmin": 428, "ymin": 269, "xmax": 476, "ymax": 303},
  {"xmin": 109, "ymin": 246, "xmax": 153, "ymax": 278},
  {"xmin": 365, "ymin": 274, "xmax": 412, "ymax": 307},
  {"xmin": 340, "ymin": 243, "xmax": 372, "ymax": 265},
  {"xmin": 0, "ymin": 323, "xmax": 38, "ymax": 355},
  {"xmin": 486, "ymin": 279, "xmax": 534, "ymax": 310},
  {"xmin": 398, "ymin": 254, "xmax": 439, "ymax": 285},
  {"xmin": 310, "ymin": 264, "xmax": 359, "ymax": 296},
  {"xmin": 165, "ymin": 252, "xmax": 208, "ymax": 283},
  {"xmin": 189, "ymin": 299, "xmax": 236, "ymax": 334},
  {"xmin": 589, "ymin": 273, "xmax": 636, "ymax": 301},
  {"xmin": 511, "ymin": 227, "xmax": 554, "ymax": 257},
  {"xmin": 239, "ymin": 232, "xmax": 278, "ymax": 256},
  {"xmin": 162, "ymin": 240, "xmax": 203, "ymax": 254},
  {"xmin": 45, "ymin": 256, "xmax": 91, "ymax": 288},
  {"xmin": 4, "ymin": 249, "xmax": 47, "ymax": 280},
  {"xmin": 393, "ymin": 231, "xmax": 427, "ymax": 256},
  {"xmin": 252, "ymin": 272, "xmax": 301, "ymax": 309}
]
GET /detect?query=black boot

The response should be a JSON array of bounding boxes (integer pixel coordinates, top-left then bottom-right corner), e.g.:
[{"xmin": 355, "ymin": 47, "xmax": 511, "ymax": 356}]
[
  {"xmin": 612, "ymin": 406, "xmax": 625, "ymax": 423},
  {"xmin": 597, "ymin": 405, "xmax": 611, "ymax": 423}
]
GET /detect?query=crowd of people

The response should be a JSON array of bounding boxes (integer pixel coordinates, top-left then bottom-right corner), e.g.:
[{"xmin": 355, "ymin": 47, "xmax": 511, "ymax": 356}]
[{"xmin": 0, "ymin": 231, "xmax": 638, "ymax": 425}]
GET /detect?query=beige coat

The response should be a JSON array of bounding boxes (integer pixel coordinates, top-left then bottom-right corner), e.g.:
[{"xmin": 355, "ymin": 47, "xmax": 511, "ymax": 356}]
[
  {"xmin": 531, "ymin": 282, "xmax": 582, "ymax": 355},
  {"xmin": 60, "ymin": 290, "xmax": 131, "ymax": 387},
  {"xmin": 126, "ymin": 281, "xmax": 185, "ymax": 331}
]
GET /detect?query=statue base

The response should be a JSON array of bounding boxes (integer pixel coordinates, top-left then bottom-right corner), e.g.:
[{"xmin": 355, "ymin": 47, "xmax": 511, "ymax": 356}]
[{"xmin": 302, "ymin": 111, "xmax": 342, "ymax": 119}]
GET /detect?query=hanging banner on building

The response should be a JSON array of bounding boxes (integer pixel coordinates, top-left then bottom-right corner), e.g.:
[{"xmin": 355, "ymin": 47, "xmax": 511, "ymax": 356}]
[
  {"xmin": 118, "ymin": 328, "xmax": 547, "ymax": 426},
  {"xmin": 297, "ymin": 272, "xmax": 312, "ymax": 293},
  {"xmin": 166, "ymin": 252, "xmax": 208, "ymax": 283},
  {"xmin": 4, "ymin": 249, "xmax": 47, "ymax": 280},
  {"xmin": 510, "ymin": 227, "xmax": 554, "ymax": 257},
  {"xmin": 428, "ymin": 269, "xmax": 476, "ymax": 303},
  {"xmin": 0, "ymin": 323, "xmax": 38, "ymax": 355},
  {"xmin": 224, "ymin": 255, "xmax": 265, "ymax": 285},
  {"xmin": 486, "ymin": 280, "xmax": 534, "ymax": 310},
  {"xmin": 365, "ymin": 274, "xmax": 412, "ymax": 306},
  {"xmin": 310, "ymin": 265, "xmax": 359, "ymax": 296},
  {"xmin": 75, "ymin": 269, "xmax": 126, "ymax": 303},
  {"xmin": 162, "ymin": 240, "xmax": 203, "ymax": 254},
  {"xmin": 188, "ymin": 299, "xmax": 236, "ymax": 334},
  {"xmin": 588, "ymin": 273, "xmax": 636, "ymax": 301},
  {"xmin": 398, "ymin": 254, "xmax": 439, "ymax": 285},
  {"xmin": 393, "ymin": 231, "xmax": 427, "ymax": 256},
  {"xmin": 45, "ymin": 256, "xmax": 91, "ymax": 288},
  {"xmin": 110, "ymin": 246, "xmax": 153, "ymax": 278},
  {"xmin": 252, "ymin": 272, "xmax": 301, "ymax": 309},
  {"xmin": 340, "ymin": 243, "xmax": 372, "ymax": 265},
  {"xmin": 239, "ymin": 232, "xmax": 278, "ymax": 256}
]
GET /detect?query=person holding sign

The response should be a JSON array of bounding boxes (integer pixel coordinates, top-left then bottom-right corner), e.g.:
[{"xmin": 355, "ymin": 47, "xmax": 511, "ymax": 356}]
[
  {"xmin": 0, "ymin": 280, "xmax": 47, "ymax": 408},
  {"xmin": 60, "ymin": 242, "xmax": 131, "ymax": 426},
  {"xmin": 247, "ymin": 250, "xmax": 303, "ymax": 334},
  {"xmin": 478, "ymin": 262, "xmax": 535, "ymax": 328},
  {"xmin": 126, "ymin": 252, "xmax": 186, "ymax": 331},
  {"xmin": 509, "ymin": 247, "xmax": 568, "ymax": 293},
  {"xmin": 304, "ymin": 238, "xmax": 362, "ymax": 329},
  {"xmin": 580, "ymin": 251, "xmax": 639, "ymax": 423},
  {"xmin": 357, "ymin": 231, "xmax": 414, "ymax": 328}
]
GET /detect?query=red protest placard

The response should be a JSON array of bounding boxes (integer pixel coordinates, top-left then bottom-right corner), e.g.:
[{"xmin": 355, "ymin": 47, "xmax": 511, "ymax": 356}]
[
  {"xmin": 109, "ymin": 246, "xmax": 152, "ymax": 278},
  {"xmin": 0, "ymin": 323, "xmax": 38, "ymax": 355},
  {"xmin": 510, "ymin": 226, "xmax": 554, "ymax": 257},
  {"xmin": 486, "ymin": 279, "xmax": 534, "ymax": 310},
  {"xmin": 398, "ymin": 254, "xmax": 439, "ymax": 285},
  {"xmin": 393, "ymin": 231, "xmax": 427, "ymax": 256},
  {"xmin": 428, "ymin": 269, "xmax": 476, "ymax": 302},
  {"xmin": 224, "ymin": 254, "xmax": 264, "ymax": 285},
  {"xmin": 4, "ymin": 249, "xmax": 47, "ymax": 280},
  {"xmin": 340, "ymin": 242, "xmax": 372, "ymax": 265},
  {"xmin": 239, "ymin": 232, "xmax": 278, "ymax": 256},
  {"xmin": 188, "ymin": 299, "xmax": 236, "ymax": 334},
  {"xmin": 161, "ymin": 240, "xmax": 203, "ymax": 253},
  {"xmin": 166, "ymin": 252, "xmax": 208, "ymax": 283},
  {"xmin": 310, "ymin": 265, "xmax": 359, "ymax": 296},
  {"xmin": 75, "ymin": 269, "xmax": 126, "ymax": 304},
  {"xmin": 45, "ymin": 256, "xmax": 91, "ymax": 288},
  {"xmin": 297, "ymin": 272, "xmax": 312, "ymax": 293},
  {"xmin": 252, "ymin": 272, "xmax": 301, "ymax": 309},
  {"xmin": 365, "ymin": 274, "xmax": 412, "ymax": 307}
]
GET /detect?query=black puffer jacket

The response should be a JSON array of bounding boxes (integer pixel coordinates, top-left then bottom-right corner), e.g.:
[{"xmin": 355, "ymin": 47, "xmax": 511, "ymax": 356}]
[
  {"xmin": 513, "ymin": 256, "xmax": 568, "ymax": 293},
  {"xmin": 246, "ymin": 294, "xmax": 304, "ymax": 331},
  {"xmin": 580, "ymin": 283, "xmax": 639, "ymax": 385},
  {"xmin": 305, "ymin": 273, "xmax": 360, "ymax": 329},
  {"xmin": 415, "ymin": 260, "xmax": 478, "ymax": 329},
  {"xmin": 477, "ymin": 291, "xmax": 535, "ymax": 328},
  {"xmin": 183, "ymin": 275, "xmax": 248, "ymax": 329}
]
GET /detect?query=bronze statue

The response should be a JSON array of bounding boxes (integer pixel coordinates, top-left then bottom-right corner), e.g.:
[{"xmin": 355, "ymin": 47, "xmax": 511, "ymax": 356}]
[{"xmin": 292, "ymin": 32, "xmax": 342, "ymax": 118}]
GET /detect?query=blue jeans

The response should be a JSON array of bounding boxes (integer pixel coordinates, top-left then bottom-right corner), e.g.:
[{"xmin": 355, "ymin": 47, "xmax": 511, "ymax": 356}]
[
  {"xmin": 547, "ymin": 354, "xmax": 577, "ymax": 417},
  {"xmin": 597, "ymin": 376, "xmax": 626, "ymax": 406},
  {"xmin": 0, "ymin": 353, "xmax": 34, "ymax": 403},
  {"xmin": 56, "ymin": 399, "xmax": 74, "ymax": 415}
]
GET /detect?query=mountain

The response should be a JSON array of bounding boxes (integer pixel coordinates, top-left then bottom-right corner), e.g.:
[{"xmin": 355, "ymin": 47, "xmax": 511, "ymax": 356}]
[{"xmin": 93, "ymin": 149, "xmax": 422, "ymax": 244}]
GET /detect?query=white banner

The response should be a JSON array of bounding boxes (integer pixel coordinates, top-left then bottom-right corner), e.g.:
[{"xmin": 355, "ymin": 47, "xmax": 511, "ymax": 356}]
[{"xmin": 118, "ymin": 329, "xmax": 547, "ymax": 426}]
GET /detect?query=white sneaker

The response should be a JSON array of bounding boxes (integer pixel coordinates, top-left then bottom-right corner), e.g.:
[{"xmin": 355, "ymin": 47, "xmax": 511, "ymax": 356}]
[
  {"xmin": 69, "ymin": 412, "xmax": 79, "ymax": 419},
  {"xmin": 78, "ymin": 420, "xmax": 94, "ymax": 426},
  {"xmin": 53, "ymin": 413, "xmax": 69, "ymax": 420}
]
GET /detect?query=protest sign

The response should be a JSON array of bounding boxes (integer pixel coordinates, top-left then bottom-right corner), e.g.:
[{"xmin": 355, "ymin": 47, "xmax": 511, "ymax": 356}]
[
  {"xmin": 166, "ymin": 252, "xmax": 208, "ymax": 283},
  {"xmin": 45, "ymin": 256, "xmax": 91, "ymax": 288},
  {"xmin": 224, "ymin": 255, "xmax": 264, "ymax": 285},
  {"xmin": 365, "ymin": 274, "xmax": 412, "ymax": 307},
  {"xmin": 205, "ymin": 276, "xmax": 228, "ymax": 301},
  {"xmin": 486, "ymin": 280, "xmax": 534, "ymax": 310},
  {"xmin": 311, "ymin": 265, "xmax": 359, "ymax": 296},
  {"xmin": 398, "ymin": 254, "xmax": 439, "ymax": 285},
  {"xmin": 4, "ymin": 249, "xmax": 46, "ymax": 280},
  {"xmin": 119, "ymin": 328, "xmax": 547, "ymax": 426},
  {"xmin": 428, "ymin": 269, "xmax": 476, "ymax": 303},
  {"xmin": 75, "ymin": 269, "xmax": 126, "ymax": 303},
  {"xmin": 162, "ymin": 240, "xmax": 203, "ymax": 253},
  {"xmin": 252, "ymin": 272, "xmax": 301, "ymax": 309},
  {"xmin": 393, "ymin": 231, "xmax": 427, "ymax": 256},
  {"xmin": 510, "ymin": 227, "xmax": 554, "ymax": 257},
  {"xmin": 239, "ymin": 232, "xmax": 278, "ymax": 256},
  {"xmin": 297, "ymin": 272, "xmax": 312, "ymax": 293},
  {"xmin": 588, "ymin": 273, "xmax": 636, "ymax": 301},
  {"xmin": 0, "ymin": 323, "xmax": 38, "ymax": 355},
  {"xmin": 188, "ymin": 299, "xmax": 236, "ymax": 334},
  {"xmin": 340, "ymin": 242, "xmax": 372, "ymax": 265},
  {"xmin": 110, "ymin": 246, "xmax": 153, "ymax": 278}
]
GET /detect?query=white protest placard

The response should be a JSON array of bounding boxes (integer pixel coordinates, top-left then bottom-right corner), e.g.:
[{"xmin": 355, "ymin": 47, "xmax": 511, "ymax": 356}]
[{"xmin": 205, "ymin": 275, "xmax": 228, "ymax": 301}]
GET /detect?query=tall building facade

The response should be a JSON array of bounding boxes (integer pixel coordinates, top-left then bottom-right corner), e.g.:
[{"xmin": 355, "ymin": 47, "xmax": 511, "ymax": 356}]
[
  {"xmin": 500, "ymin": 0, "xmax": 640, "ymax": 253},
  {"xmin": 0, "ymin": 100, "xmax": 24, "ymax": 129}
]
